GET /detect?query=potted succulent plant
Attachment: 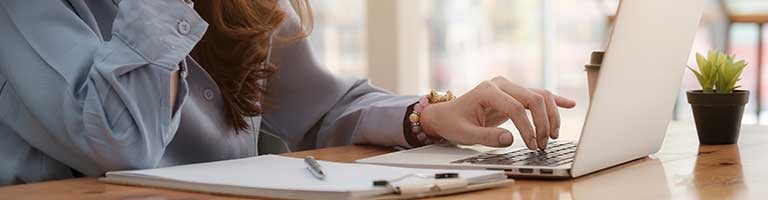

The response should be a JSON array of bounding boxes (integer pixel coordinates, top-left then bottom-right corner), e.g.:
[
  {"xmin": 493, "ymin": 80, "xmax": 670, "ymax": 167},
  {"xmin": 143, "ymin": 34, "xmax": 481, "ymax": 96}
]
[{"xmin": 687, "ymin": 50, "xmax": 749, "ymax": 145}]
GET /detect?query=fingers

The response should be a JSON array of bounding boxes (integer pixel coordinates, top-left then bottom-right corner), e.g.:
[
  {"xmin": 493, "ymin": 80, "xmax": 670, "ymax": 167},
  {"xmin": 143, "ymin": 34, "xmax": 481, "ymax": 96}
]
[
  {"xmin": 554, "ymin": 95, "xmax": 576, "ymax": 108},
  {"xmin": 462, "ymin": 125, "xmax": 514, "ymax": 147},
  {"xmin": 527, "ymin": 93, "xmax": 550, "ymax": 149},
  {"xmin": 466, "ymin": 76, "xmax": 575, "ymax": 149},
  {"xmin": 476, "ymin": 81, "xmax": 537, "ymax": 150},
  {"xmin": 532, "ymin": 89, "xmax": 561, "ymax": 139},
  {"xmin": 491, "ymin": 77, "xmax": 549, "ymax": 149}
]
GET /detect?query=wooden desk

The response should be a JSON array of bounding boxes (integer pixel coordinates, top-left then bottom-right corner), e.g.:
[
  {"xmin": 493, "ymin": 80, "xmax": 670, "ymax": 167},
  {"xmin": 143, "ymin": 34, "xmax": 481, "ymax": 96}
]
[{"xmin": 1, "ymin": 124, "xmax": 767, "ymax": 200}]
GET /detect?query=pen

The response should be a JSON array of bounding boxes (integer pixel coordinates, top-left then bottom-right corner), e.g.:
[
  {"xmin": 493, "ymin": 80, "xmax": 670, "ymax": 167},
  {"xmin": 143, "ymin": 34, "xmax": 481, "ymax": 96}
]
[{"xmin": 304, "ymin": 156, "xmax": 326, "ymax": 180}]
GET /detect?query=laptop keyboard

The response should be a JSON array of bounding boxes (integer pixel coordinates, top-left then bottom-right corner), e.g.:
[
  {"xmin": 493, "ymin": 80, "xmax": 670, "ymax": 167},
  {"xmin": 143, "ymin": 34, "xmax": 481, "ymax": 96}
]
[{"xmin": 450, "ymin": 141, "xmax": 577, "ymax": 167}]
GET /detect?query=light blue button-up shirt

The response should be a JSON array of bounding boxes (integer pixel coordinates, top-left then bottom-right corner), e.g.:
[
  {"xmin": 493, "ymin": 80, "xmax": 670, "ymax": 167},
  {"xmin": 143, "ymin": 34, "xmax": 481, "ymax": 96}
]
[{"xmin": 0, "ymin": 0, "xmax": 418, "ymax": 185}]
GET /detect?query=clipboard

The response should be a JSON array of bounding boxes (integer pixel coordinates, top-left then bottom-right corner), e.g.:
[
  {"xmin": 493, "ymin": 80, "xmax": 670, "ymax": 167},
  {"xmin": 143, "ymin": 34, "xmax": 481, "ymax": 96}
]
[{"xmin": 102, "ymin": 155, "xmax": 512, "ymax": 200}]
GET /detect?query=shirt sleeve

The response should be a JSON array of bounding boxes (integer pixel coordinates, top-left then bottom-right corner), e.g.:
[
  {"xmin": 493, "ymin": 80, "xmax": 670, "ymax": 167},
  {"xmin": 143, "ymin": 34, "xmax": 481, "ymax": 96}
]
[
  {"xmin": 316, "ymin": 80, "xmax": 421, "ymax": 148},
  {"xmin": 263, "ymin": 70, "xmax": 420, "ymax": 150},
  {"xmin": 0, "ymin": 0, "xmax": 206, "ymax": 176}
]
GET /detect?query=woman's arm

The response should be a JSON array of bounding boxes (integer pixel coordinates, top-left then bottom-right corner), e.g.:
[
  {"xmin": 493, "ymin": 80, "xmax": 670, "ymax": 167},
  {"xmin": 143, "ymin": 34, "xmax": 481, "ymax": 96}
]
[
  {"xmin": 262, "ymin": 62, "xmax": 418, "ymax": 149},
  {"xmin": 0, "ymin": 0, "xmax": 206, "ymax": 176},
  {"xmin": 263, "ymin": 0, "xmax": 576, "ymax": 150}
]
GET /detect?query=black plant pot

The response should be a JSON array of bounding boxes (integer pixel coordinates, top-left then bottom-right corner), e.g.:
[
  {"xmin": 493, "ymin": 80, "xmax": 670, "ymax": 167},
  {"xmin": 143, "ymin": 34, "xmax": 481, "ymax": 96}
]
[{"xmin": 687, "ymin": 90, "xmax": 749, "ymax": 145}]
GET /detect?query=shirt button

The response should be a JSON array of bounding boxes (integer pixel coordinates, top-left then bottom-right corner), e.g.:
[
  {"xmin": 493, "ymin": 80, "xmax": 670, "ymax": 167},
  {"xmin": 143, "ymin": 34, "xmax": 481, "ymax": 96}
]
[
  {"xmin": 203, "ymin": 88, "xmax": 215, "ymax": 101},
  {"xmin": 178, "ymin": 19, "xmax": 191, "ymax": 35}
]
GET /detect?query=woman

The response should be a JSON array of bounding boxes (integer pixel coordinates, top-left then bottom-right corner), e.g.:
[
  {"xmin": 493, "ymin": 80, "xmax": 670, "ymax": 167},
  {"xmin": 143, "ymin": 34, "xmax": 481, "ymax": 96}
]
[{"xmin": 0, "ymin": 0, "xmax": 575, "ymax": 185}]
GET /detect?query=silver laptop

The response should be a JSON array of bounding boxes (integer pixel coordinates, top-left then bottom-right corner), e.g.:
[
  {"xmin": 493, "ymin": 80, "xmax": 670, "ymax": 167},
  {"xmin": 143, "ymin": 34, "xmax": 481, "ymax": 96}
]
[{"xmin": 358, "ymin": 0, "xmax": 705, "ymax": 179}]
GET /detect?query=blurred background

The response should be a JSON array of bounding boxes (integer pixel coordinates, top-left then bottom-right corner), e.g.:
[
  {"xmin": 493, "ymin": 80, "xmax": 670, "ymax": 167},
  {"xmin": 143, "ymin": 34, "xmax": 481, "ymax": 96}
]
[{"xmin": 305, "ymin": 0, "xmax": 768, "ymax": 129}]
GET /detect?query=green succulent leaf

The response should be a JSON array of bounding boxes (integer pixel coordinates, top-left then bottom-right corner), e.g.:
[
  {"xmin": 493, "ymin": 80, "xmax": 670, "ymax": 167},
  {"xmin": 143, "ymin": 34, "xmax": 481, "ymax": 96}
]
[
  {"xmin": 687, "ymin": 66, "xmax": 713, "ymax": 93},
  {"xmin": 689, "ymin": 50, "xmax": 747, "ymax": 93}
]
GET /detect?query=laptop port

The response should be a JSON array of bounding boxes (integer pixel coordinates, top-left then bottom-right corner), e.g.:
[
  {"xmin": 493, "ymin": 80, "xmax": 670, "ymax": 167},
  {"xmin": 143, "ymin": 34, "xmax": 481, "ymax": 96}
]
[
  {"xmin": 486, "ymin": 168, "xmax": 513, "ymax": 172},
  {"xmin": 518, "ymin": 168, "xmax": 533, "ymax": 174},
  {"xmin": 540, "ymin": 169, "xmax": 554, "ymax": 174}
]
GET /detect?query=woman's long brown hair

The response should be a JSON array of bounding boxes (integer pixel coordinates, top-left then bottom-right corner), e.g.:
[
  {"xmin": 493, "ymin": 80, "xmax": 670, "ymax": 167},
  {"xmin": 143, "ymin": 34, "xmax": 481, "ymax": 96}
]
[{"xmin": 191, "ymin": 0, "xmax": 313, "ymax": 131}]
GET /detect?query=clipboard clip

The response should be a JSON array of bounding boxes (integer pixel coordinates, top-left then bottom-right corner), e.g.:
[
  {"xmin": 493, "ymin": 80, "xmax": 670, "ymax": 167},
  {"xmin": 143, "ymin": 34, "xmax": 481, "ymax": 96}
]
[
  {"xmin": 396, "ymin": 178, "xmax": 469, "ymax": 195},
  {"xmin": 372, "ymin": 173, "xmax": 467, "ymax": 195}
]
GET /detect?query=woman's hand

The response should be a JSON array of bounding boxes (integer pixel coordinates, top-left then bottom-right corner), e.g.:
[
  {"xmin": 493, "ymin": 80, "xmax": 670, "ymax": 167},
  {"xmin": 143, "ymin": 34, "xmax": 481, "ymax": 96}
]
[{"xmin": 420, "ymin": 76, "xmax": 576, "ymax": 150}]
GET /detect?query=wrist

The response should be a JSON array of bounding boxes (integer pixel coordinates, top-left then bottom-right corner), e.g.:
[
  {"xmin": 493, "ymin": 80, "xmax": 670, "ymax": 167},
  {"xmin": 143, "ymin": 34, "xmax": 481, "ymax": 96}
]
[
  {"xmin": 419, "ymin": 103, "xmax": 440, "ymax": 138},
  {"xmin": 405, "ymin": 90, "xmax": 455, "ymax": 146}
]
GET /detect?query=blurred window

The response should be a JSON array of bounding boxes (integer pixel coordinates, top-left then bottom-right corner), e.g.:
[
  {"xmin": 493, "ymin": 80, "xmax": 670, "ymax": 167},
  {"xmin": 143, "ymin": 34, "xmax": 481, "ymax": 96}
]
[
  {"xmin": 308, "ymin": 0, "xmax": 765, "ymax": 125},
  {"xmin": 307, "ymin": 0, "xmax": 367, "ymax": 77},
  {"xmin": 425, "ymin": 0, "xmax": 607, "ymax": 122}
]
